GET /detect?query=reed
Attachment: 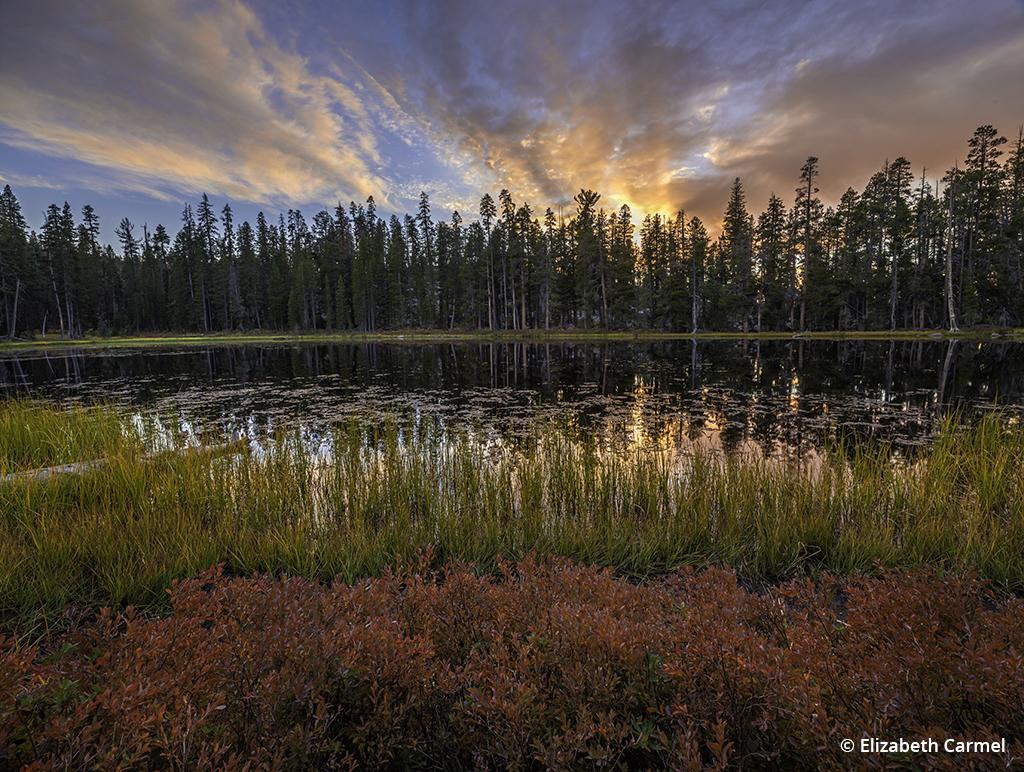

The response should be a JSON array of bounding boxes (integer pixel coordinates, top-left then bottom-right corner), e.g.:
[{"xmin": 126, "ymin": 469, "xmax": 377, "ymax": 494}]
[
  {"xmin": 1, "ymin": 403, "xmax": 1022, "ymax": 628},
  {"xmin": 0, "ymin": 399, "xmax": 144, "ymax": 475}
]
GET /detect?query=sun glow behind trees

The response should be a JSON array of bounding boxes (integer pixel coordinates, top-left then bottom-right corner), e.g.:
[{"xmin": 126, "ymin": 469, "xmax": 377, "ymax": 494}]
[{"xmin": 1, "ymin": 125, "xmax": 1022, "ymax": 339}]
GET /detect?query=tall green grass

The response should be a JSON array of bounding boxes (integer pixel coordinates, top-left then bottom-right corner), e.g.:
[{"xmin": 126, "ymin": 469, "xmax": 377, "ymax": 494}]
[
  {"xmin": 1, "ymin": 404, "xmax": 1022, "ymax": 628},
  {"xmin": 0, "ymin": 400, "xmax": 144, "ymax": 475}
]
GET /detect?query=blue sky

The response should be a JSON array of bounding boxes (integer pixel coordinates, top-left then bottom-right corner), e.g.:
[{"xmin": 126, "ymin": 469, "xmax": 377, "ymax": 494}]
[{"xmin": 2, "ymin": 0, "xmax": 1023, "ymax": 242}]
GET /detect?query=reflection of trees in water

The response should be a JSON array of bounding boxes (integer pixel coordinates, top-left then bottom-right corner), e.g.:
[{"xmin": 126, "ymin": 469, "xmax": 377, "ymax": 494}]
[
  {"xmin": 2, "ymin": 340, "xmax": 1023, "ymax": 456},
  {"xmin": 937, "ymin": 340, "xmax": 959, "ymax": 410}
]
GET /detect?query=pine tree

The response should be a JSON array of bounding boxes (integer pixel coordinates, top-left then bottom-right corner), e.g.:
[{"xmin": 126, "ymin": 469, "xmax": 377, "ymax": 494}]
[
  {"xmin": 115, "ymin": 218, "xmax": 142, "ymax": 331},
  {"xmin": 720, "ymin": 178, "xmax": 754, "ymax": 331},
  {"xmin": 479, "ymin": 193, "xmax": 497, "ymax": 330},
  {"xmin": 195, "ymin": 194, "xmax": 218, "ymax": 331},
  {"xmin": 688, "ymin": 217, "xmax": 709, "ymax": 333},
  {"xmin": 416, "ymin": 192, "xmax": 436, "ymax": 326},
  {"xmin": 794, "ymin": 157, "xmax": 825, "ymax": 329},
  {"xmin": 222, "ymin": 204, "xmax": 245, "ymax": 329},
  {"xmin": 755, "ymin": 194, "xmax": 787, "ymax": 331},
  {"xmin": 0, "ymin": 185, "xmax": 29, "ymax": 338},
  {"xmin": 663, "ymin": 211, "xmax": 688, "ymax": 330},
  {"xmin": 964, "ymin": 125, "xmax": 1009, "ymax": 322},
  {"xmin": 1007, "ymin": 128, "xmax": 1024, "ymax": 321},
  {"xmin": 384, "ymin": 215, "xmax": 407, "ymax": 327},
  {"xmin": 607, "ymin": 204, "xmax": 636, "ymax": 327},
  {"xmin": 572, "ymin": 189, "xmax": 601, "ymax": 328}
]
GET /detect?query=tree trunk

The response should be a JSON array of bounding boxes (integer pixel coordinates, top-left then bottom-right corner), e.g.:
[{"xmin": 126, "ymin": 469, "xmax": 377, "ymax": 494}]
[
  {"xmin": 521, "ymin": 262, "xmax": 529, "ymax": 330},
  {"xmin": 51, "ymin": 279, "xmax": 65, "ymax": 338},
  {"xmin": 7, "ymin": 279, "xmax": 20, "ymax": 340},
  {"xmin": 599, "ymin": 264, "xmax": 608, "ymax": 328},
  {"xmin": 945, "ymin": 178, "xmax": 960, "ymax": 332},
  {"xmin": 889, "ymin": 246, "xmax": 898, "ymax": 332},
  {"xmin": 691, "ymin": 258, "xmax": 698, "ymax": 333},
  {"xmin": 486, "ymin": 249, "xmax": 495, "ymax": 330},
  {"xmin": 501, "ymin": 255, "xmax": 508, "ymax": 330}
]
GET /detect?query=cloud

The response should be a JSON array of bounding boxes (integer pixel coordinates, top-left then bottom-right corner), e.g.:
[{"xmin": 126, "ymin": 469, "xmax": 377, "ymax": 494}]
[
  {"xmin": 346, "ymin": 0, "xmax": 1024, "ymax": 223},
  {"xmin": 378, "ymin": 0, "xmax": 722, "ymax": 217},
  {"xmin": 0, "ymin": 172, "xmax": 65, "ymax": 191},
  {"xmin": 0, "ymin": 164, "xmax": 183, "ymax": 202},
  {"xmin": 0, "ymin": 0, "xmax": 405, "ymax": 207},
  {"xmin": 1, "ymin": 0, "xmax": 1022, "ymax": 228},
  {"xmin": 701, "ymin": 3, "xmax": 1024, "ymax": 211}
]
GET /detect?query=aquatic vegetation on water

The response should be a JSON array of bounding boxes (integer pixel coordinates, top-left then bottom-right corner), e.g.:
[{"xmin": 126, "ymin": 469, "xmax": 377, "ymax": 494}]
[
  {"xmin": 5, "ymin": 338, "xmax": 1022, "ymax": 459},
  {"xmin": 0, "ymin": 401, "xmax": 1022, "ymax": 626}
]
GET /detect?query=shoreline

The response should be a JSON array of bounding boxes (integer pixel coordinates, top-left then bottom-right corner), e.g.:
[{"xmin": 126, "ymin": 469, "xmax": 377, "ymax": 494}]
[{"xmin": 2, "ymin": 326, "xmax": 1022, "ymax": 352}]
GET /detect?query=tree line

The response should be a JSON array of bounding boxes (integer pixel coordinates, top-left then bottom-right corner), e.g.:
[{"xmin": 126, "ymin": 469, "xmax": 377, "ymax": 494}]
[{"xmin": 1, "ymin": 124, "xmax": 1022, "ymax": 339}]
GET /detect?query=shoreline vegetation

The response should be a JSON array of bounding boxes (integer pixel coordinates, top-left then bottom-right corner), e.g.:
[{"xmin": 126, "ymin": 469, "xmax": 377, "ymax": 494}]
[
  {"xmin": 2, "ymin": 326, "xmax": 1023, "ymax": 352},
  {"xmin": 1, "ymin": 401, "xmax": 1023, "ymax": 632}
]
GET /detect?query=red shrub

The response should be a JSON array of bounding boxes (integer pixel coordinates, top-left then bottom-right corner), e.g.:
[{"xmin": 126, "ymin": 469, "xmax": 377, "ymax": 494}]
[{"xmin": 2, "ymin": 562, "xmax": 1022, "ymax": 769}]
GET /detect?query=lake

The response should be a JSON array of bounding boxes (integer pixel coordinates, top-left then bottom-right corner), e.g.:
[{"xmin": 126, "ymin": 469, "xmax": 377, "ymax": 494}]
[{"xmin": 1, "ymin": 338, "xmax": 1022, "ymax": 457}]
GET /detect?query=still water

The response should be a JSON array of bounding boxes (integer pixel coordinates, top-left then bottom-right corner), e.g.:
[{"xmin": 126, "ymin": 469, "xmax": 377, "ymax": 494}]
[{"xmin": 1, "ymin": 339, "xmax": 1021, "ymax": 457}]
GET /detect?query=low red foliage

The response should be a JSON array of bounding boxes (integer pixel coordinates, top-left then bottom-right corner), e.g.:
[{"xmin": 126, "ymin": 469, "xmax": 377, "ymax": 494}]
[{"xmin": 2, "ymin": 561, "xmax": 1022, "ymax": 769}]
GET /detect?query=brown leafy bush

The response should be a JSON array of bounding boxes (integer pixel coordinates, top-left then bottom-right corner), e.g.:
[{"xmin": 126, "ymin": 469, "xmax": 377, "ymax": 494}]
[{"xmin": 2, "ymin": 561, "xmax": 1022, "ymax": 769}]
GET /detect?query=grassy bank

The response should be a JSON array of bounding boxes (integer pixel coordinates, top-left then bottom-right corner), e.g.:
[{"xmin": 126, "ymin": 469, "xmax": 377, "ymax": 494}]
[
  {"xmin": 2, "ymin": 326, "xmax": 1023, "ymax": 352},
  {"xmin": 1, "ymin": 401, "xmax": 1023, "ymax": 628}
]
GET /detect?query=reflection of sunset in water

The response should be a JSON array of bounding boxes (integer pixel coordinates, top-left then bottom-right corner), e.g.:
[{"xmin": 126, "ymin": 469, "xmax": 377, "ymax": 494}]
[{"xmin": 2, "ymin": 339, "xmax": 1022, "ymax": 462}]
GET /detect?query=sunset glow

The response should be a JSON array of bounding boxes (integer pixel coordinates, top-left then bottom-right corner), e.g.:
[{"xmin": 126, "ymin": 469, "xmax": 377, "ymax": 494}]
[{"xmin": 2, "ymin": 0, "xmax": 1022, "ymax": 236}]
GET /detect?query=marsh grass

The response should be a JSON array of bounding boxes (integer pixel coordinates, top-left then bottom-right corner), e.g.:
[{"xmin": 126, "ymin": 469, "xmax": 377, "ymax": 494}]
[
  {"xmin": 0, "ymin": 400, "xmax": 146, "ymax": 476},
  {"xmin": 1, "ymin": 403, "xmax": 1022, "ymax": 629}
]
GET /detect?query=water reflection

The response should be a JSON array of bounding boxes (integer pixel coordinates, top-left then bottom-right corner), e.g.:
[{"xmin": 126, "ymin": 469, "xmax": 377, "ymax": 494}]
[{"xmin": 1, "ymin": 339, "xmax": 1021, "ymax": 458}]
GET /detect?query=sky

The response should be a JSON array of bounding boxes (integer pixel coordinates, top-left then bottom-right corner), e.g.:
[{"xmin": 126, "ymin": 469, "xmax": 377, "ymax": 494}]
[{"xmin": 1, "ymin": 0, "xmax": 1023, "ymax": 242}]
